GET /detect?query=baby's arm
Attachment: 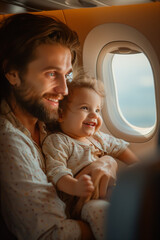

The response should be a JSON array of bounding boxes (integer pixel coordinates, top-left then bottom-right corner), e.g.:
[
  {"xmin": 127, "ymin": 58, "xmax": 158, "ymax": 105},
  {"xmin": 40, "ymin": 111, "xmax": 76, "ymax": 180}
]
[
  {"xmin": 117, "ymin": 147, "xmax": 139, "ymax": 165},
  {"xmin": 96, "ymin": 131, "xmax": 139, "ymax": 165},
  {"xmin": 57, "ymin": 174, "xmax": 94, "ymax": 197}
]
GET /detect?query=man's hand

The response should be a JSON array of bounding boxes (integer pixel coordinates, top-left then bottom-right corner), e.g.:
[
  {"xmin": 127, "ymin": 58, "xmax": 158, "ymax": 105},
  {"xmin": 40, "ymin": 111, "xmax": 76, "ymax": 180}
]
[{"xmin": 76, "ymin": 156, "xmax": 117, "ymax": 200}]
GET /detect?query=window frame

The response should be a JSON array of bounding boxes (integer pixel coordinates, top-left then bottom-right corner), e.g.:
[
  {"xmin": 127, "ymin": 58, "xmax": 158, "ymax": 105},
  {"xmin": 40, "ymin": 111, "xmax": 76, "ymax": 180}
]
[{"xmin": 83, "ymin": 23, "xmax": 160, "ymax": 142}]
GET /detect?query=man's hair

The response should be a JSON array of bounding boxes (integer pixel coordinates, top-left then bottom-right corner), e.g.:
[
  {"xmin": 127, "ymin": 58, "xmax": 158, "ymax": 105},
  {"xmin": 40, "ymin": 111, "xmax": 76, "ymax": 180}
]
[
  {"xmin": 59, "ymin": 71, "xmax": 106, "ymax": 114},
  {"xmin": 0, "ymin": 13, "xmax": 80, "ymax": 102}
]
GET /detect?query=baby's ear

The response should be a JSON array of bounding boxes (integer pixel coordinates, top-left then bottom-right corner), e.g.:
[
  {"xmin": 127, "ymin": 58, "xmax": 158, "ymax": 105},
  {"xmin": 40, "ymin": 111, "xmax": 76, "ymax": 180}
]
[
  {"xmin": 58, "ymin": 117, "xmax": 63, "ymax": 123},
  {"xmin": 95, "ymin": 116, "xmax": 103, "ymax": 132},
  {"xmin": 58, "ymin": 108, "xmax": 64, "ymax": 123}
]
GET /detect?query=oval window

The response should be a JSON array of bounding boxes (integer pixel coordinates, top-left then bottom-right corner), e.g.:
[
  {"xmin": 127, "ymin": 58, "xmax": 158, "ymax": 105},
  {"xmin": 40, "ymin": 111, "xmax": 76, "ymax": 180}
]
[
  {"xmin": 97, "ymin": 41, "xmax": 157, "ymax": 141},
  {"xmin": 112, "ymin": 49, "xmax": 156, "ymax": 128}
]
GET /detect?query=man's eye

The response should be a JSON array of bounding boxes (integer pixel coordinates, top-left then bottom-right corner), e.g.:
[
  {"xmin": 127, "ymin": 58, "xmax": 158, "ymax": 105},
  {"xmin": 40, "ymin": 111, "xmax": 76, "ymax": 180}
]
[
  {"xmin": 65, "ymin": 72, "xmax": 73, "ymax": 82},
  {"xmin": 46, "ymin": 72, "xmax": 55, "ymax": 78},
  {"xmin": 49, "ymin": 72, "xmax": 55, "ymax": 77}
]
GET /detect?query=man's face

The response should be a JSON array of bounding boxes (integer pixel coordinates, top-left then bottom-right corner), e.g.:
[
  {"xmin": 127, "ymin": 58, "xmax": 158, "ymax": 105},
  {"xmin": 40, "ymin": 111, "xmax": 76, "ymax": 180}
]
[{"xmin": 13, "ymin": 43, "xmax": 72, "ymax": 122}]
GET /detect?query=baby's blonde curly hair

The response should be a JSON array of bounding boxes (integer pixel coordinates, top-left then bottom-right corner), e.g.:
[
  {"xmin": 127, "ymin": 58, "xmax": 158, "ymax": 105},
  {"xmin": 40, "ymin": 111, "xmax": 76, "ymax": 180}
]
[{"xmin": 59, "ymin": 69, "xmax": 106, "ymax": 115}]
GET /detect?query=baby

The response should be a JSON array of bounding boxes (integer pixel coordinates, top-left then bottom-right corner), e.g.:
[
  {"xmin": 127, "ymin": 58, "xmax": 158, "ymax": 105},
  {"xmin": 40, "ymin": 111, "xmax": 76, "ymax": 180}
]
[{"xmin": 42, "ymin": 73, "xmax": 138, "ymax": 239}]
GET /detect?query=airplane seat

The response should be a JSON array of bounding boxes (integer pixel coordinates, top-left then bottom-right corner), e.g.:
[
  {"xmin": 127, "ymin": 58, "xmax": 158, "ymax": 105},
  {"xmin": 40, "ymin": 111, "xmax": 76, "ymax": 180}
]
[{"xmin": 105, "ymin": 152, "xmax": 160, "ymax": 240}]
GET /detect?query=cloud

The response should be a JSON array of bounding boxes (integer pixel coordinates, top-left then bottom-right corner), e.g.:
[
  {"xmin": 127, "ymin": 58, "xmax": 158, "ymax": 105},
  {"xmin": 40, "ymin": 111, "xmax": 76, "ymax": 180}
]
[{"xmin": 139, "ymin": 75, "xmax": 154, "ymax": 87}]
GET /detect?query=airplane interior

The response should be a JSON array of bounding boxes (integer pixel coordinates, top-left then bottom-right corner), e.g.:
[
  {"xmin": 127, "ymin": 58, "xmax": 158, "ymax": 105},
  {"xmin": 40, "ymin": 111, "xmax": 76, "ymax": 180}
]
[{"xmin": 0, "ymin": 0, "xmax": 160, "ymax": 239}]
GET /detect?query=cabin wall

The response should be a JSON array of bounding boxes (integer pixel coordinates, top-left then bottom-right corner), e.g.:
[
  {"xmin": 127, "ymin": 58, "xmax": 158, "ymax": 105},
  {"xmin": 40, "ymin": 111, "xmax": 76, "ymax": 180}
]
[
  {"xmin": 1, "ymin": 3, "xmax": 160, "ymax": 62},
  {"xmin": 39, "ymin": 2, "xmax": 160, "ymax": 63},
  {"xmin": 63, "ymin": 3, "xmax": 160, "ymax": 62}
]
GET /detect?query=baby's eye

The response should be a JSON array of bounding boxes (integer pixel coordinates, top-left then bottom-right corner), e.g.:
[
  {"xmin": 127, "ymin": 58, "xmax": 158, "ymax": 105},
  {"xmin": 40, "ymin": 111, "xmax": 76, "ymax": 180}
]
[
  {"xmin": 81, "ymin": 106, "xmax": 88, "ymax": 110},
  {"xmin": 96, "ymin": 109, "xmax": 101, "ymax": 113}
]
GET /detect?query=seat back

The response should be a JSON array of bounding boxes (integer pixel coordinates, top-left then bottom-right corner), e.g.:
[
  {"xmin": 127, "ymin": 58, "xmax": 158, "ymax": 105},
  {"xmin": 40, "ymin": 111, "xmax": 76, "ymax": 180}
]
[{"xmin": 105, "ymin": 154, "xmax": 160, "ymax": 240}]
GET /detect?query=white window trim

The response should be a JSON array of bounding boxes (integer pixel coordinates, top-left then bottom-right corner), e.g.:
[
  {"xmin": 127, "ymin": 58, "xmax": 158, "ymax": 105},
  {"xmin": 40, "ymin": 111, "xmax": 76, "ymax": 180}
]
[{"xmin": 83, "ymin": 23, "xmax": 160, "ymax": 142}]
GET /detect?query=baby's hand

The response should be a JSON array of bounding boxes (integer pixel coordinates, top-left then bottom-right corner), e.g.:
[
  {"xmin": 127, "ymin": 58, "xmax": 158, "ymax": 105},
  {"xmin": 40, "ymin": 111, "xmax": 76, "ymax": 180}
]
[{"xmin": 75, "ymin": 174, "xmax": 94, "ymax": 197}]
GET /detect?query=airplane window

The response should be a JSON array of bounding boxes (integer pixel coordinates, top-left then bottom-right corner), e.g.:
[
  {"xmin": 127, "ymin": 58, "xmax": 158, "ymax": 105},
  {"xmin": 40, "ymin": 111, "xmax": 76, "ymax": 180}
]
[
  {"xmin": 96, "ymin": 41, "xmax": 158, "ymax": 142},
  {"xmin": 83, "ymin": 23, "xmax": 160, "ymax": 142},
  {"xmin": 112, "ymin": 52, "xmax": 156, "ymax": 128}
]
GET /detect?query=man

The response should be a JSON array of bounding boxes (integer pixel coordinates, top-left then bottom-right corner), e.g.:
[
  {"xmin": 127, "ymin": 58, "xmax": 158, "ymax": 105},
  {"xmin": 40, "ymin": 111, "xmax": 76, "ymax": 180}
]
[{"xmin": 0, "ymin": 13, "xmax": 117, "ymax": 239}]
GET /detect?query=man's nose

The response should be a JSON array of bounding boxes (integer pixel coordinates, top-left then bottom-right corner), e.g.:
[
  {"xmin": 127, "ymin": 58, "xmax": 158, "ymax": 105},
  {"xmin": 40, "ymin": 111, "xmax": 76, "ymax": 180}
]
[{"xmin": 54, "ymin": 75, "xmax": 68, "ymax": 96}]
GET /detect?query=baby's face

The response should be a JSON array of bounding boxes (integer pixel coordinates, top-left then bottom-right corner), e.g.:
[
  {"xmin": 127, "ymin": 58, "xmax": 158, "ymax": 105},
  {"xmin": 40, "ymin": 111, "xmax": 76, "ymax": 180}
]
[{"xmin": 59, "ymin": 87, "xmax": 102, "ymax": 141}]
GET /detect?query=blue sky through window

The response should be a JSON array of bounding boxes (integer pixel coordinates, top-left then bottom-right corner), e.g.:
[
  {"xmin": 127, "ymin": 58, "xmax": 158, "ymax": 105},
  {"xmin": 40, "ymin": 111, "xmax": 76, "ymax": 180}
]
[{"xmin": 112, "ymin": 53, "xmax": 156, "ymax": 127}]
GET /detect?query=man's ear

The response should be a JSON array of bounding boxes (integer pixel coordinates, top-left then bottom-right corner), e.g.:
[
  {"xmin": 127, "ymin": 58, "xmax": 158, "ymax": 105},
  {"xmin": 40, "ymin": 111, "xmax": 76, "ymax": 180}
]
[{"xmin": 5, "ymin": 70, "xmax": 21, "ymax": 87}]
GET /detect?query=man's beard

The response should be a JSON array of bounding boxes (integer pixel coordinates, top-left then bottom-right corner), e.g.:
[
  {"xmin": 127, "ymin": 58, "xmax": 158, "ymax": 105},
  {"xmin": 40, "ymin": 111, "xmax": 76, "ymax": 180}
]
[{"xmin": 13, "ymin": 82, "xmax": 59, "ymax": 123}]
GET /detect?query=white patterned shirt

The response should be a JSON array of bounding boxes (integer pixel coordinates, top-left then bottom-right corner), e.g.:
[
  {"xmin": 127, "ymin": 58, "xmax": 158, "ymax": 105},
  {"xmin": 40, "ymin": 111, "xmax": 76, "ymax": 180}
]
[{"xmin": 0, "ymin": 100, "xmax": 81, "ymax": 240}]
